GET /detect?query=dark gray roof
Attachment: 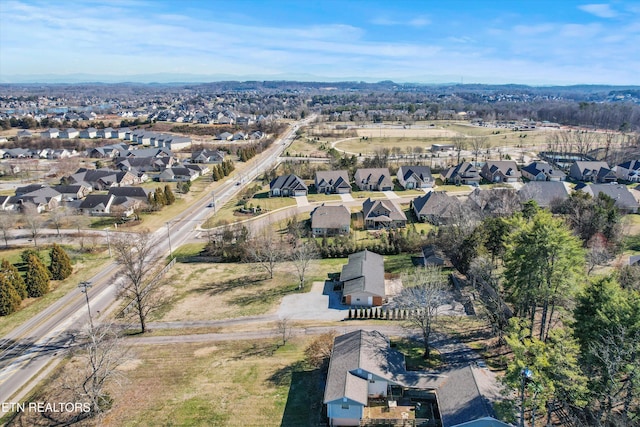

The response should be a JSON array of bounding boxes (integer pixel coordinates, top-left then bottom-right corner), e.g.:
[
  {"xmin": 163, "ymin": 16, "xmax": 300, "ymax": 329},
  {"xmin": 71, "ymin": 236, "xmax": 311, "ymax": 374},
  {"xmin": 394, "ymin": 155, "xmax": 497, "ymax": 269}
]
[
  {"xmin": 310, "ymin": 204, "xmax": 350, "ymax": 229},
  {"xmin": 79, "ymin": 194, "xmax": 113, "ymax": 209},
  {"xmin": 577, "ymin": 184, "xmax": 639, "ymax": 211},
  {"xmin": 399, "ymin": 165, "xmax": 433, "ymax": 182},
  {"xmin": 354, "ymin": 168, "xmax": 393, "ymax": 187},
  {"xmin": 413, "ymin": 192, "xmax": 462, "ymax": 219},
  {"xmin": 443, "ymin": 162, "xmax": 480, "ymax": 181},
  {"xmin": 340, "ymin": 250, "xmax": 385, "ymax": 297},
  {"xmin": 437, "ymin": 366, "xmax": 492, "ymax": 427},
  {"xmin": 324, "ymin": 330, "xmax": 407, "ymax": 404},
  {"xmin": 107, "ymin": 187, "xmax": 151, "ymax": 198},
  {"xmin": 270, "ymin": 174, "xmax": 308, "ymax": 191},
  {"xmin": 315, "ymin": 170, "xmax": 350, "ymax": 187},
  {"xmin": 517, "ymin": 181, "xmax": 570, "ymax": 207},
  {"xmin": 362, "ymin": 198, "xmax": 407, "ymax": 222},
  {"xmin": 521, "ymin": 161, "xmax": 565, "ymax": 179}
]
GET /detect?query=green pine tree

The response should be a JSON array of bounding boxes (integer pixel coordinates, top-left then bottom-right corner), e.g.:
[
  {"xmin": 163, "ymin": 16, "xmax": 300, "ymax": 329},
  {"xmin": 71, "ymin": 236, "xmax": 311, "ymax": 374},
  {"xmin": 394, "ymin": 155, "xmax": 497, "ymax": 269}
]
[
  {"xmin": 164, "ymin": 185, "xmax": 175, "ymax": 205},
  {"xmin": 1, "ymin": 258, "xmax": 27, "ymax": 299},
  {"xmin": 154, "ymin": 187, "xmax": 167, "ymax": 206},
  {"xmin": 49, "ymin": 243, "xmax": 73, "ymax": 280},
  {"xmin": 25, "ymin": 254, "xmax": 50, "ymax": 298},
  {"xmin": 0, "ymin": 273, "xmax": 22, "ymax": 316}
]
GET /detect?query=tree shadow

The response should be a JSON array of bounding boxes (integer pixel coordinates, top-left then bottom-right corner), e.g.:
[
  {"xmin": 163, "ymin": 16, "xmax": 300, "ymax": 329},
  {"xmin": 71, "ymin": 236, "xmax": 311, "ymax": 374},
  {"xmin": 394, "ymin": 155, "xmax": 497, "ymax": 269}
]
[{"xmin": 267, "ymin": 362, "xmax": 327, "ymax": 427}]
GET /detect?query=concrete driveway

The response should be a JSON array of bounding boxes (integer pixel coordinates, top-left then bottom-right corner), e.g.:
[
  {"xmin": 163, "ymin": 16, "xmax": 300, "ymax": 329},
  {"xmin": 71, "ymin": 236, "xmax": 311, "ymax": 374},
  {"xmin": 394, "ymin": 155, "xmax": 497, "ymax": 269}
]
[
  {"xmin": 277, "ymin": 281, "xmax": 347, "ymax": 321},
  {"xmin": 339, "ymin": 193, "xmax": 355, "ymax": 202}
]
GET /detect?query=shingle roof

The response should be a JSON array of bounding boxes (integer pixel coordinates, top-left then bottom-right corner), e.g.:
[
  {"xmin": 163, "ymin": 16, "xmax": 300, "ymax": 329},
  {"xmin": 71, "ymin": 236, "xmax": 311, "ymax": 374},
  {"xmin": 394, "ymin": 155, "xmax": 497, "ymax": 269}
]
[
  {"xmin": 576, "ymin": 183, "xmax": 639, "ymax": 211},
  {"xmin": 270, "ymin": 174, "xmax": 308, "ymax": 192},
  {"xmin": 340, "ymin": 250, "xmax": 385, "ymax": 297},
  {"xmin": 413, "ymin": 192, "xmax": 462, "ymax": 219},
  {"xmin": 517, "ymin": 181, "xmax": 570, "ymax": 207},
  {"xmin": 316, "ymin": 170, "xmax": 350, "ymax": 187},
  {"xmin": 362, "ymin": 198, "xmax": 407, "ymax": 222},
  {"xmin": 399, "ymin": 165, "xmax": 433, "ymax": 183},
  {"xmin": 310, "ymin": 205, "xmax": 350, "ymax": 229}
]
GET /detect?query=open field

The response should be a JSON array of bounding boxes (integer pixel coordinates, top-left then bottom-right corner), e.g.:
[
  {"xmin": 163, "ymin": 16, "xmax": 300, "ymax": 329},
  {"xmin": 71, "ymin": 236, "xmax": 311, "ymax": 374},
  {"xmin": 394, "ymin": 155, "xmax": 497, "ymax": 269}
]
[{"xmin": 356, "ymin": 127, "xmax": 458, "ymax": 138}]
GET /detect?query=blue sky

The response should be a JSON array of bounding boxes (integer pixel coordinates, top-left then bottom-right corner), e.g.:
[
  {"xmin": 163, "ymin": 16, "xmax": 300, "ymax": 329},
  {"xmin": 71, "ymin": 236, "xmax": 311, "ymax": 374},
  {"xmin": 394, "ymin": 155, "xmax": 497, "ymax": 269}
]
[{"xmin": 1, "ymin": 0, "xmax": 639, "ymax": 84}]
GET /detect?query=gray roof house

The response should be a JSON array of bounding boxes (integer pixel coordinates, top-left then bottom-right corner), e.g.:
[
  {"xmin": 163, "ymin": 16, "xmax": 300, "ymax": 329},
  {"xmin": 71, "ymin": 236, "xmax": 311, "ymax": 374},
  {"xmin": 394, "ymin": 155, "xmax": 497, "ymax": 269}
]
[
  {"xmin": 354, "ymin": 168, "xmax": 393, "ymax": 191},
  {"xmin": 465, "ymin": 187, "xmax": 521, "ymax": 217},
  {"xmin": 54, "ymin": 184, "xmax": 92, "ymax": 201},
  {"xmin": 79, "ymin": 194, "xmax": 115, "ymax": 216},
  {"xmin": 158, "ymin": 167, "xmax": 199, "ymax": 182},
  {"xmin": 517, "ymin": 181, "xmax": 570, "ymax": 208},
  {"xmin": 315, "ymin": 170, "xmax": 351, "ymax": 194},
  {"xmin": 442, "ymin": 162, "xmax": 480, "ymax": 186},
  {"xmin": 575, "ymin": 183, "xmax": 639, "ymax": 213},
  {"xmin": 324, "ymin": 329, "xmax": 498, "ymax": 427},
  {"xmin": 190, "ymin": 149, "xmax": 225, "ymax": 164},
  {"xmin": 270, "ymin": 174, "xmax": 308, "ymax": 197},
  {"xmin": 69, "ymin": 169, "xmax": 140, "ymax": 190},
  {"xmin": 310, "ymin": 204, "xmax": 351, "ymax": 237},
  {"xmin": 362, "ymin": 198, "xmax": 407, "ymax": 230},
  {"xmin": 520, "ymin": 161, "xmax": 566, "ymax": 181},
  {"xmin": 412, "ymin": 192, "xmax": 463, "ymax": 225},
  {"xmin": 397, "ymin": 166, "xmax": 434, "ymax": 189},
  {"xmin": 615, "ymin": 160, "xmax": 640, "ymax": 182},
  {"xmin": 480, "ymin": 160, "xmax": 521, "ymax": 183},
  {"xmin": 569, "ymin": 161, "xmax": 616, "ymax": 183},
  {"xmin": 340, "ymin": 251, "xmax": 386, "ymax": 306}
]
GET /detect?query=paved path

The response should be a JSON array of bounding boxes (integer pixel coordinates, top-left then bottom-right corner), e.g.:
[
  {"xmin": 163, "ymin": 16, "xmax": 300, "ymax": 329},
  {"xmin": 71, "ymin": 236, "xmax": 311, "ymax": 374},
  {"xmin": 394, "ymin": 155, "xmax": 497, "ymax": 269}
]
[
  {"xmin": 339, "ymin": 193, "xmax": 355, "ymax": 202},
  {"xmin": 294, "ymin": 195, "xmax": 309, "ymax": 207},
  {"xmin": 383, "ymin": 190, "xmax": 400, "ymax": 199}
]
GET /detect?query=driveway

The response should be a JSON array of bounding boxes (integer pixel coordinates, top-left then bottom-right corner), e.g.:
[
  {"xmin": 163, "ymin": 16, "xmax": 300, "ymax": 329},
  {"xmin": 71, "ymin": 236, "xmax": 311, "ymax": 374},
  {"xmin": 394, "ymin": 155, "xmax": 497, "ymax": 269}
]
[
  {"xmin": 383, "ymin": 190, "xmax": 400, "ymax": 199},
  {"xmin": 294, "ymin": 195, "xmax": 309, "ymax": 207},
  {"xmin": 277, "ymin": 281, "xmax": 347, "ymax": 321},
  {"xmin": 339, "ymin": 193, "xmax": 355, "ymax": 202}
]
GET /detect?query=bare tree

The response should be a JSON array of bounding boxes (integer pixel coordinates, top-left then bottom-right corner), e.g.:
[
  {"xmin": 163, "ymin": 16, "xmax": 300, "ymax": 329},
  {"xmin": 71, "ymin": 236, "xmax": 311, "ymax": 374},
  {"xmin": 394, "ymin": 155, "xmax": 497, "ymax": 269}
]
[
  {"xmin": 394, "ymin": 266, "xmax": 449, "ymax": 359},
  {"xmin": 22, "ymin": 204, "xmax": 43, "ymax": 247},
  {"xmin": 112, "ymin": 230, "xmax": 164, "ymax": 333},
  {"xmin": 246, "ymin": 229, "xmax": 286, "ymax": 279},
  {"xmin": 470, "ymin": 136, "xmax": 489, "ymax": 165},
  {"xmin": 452, "ymin": 136, "xmax": 467, "ymax": 164},
  {"xmin": 72, "ymin": 323, "xmax": 129, "ymax": 417},
  {"xmin": 277, "ymin": 317, "xmax": 293, "ymax": 346},
  {"xmin": 289, "ymin": 240, "xmax": 318, "ymax": 290},
  {"xmin": 49, "ymin": 206, "xmax": 69, "ymax": 238},
  {"xmin": 0, "ymin": 211, "xmax": 17, "ymax": 247}
]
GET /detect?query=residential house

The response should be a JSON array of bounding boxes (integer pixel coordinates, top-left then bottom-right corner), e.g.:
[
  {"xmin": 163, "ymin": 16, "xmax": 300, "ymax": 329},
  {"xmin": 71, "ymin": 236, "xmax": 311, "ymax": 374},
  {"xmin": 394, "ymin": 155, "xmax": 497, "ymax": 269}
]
[
  {"xmin": 107, "ymin": 186, "xmax": 153, "ymax": 201},
  {"xmin": 88, "ymin": 144, "xmax": 130, "ymax": 158},
  {"xmin": 270, "ymin": 174, "xmax": 308, "ymax": 197},
  {"xmin": 184, "ymin": 163, "xmax": 210, "ymax": 176},
  {"xmin": 40, "ymin": 128, "xmax": 59, "ymax": 139},
  {"xmin": 339, "ymin": 251, "xmax": 385, "ymax": 306},
  {"xmin": 465, "ymin": 187, "xmax": 520, "ymax": 217},
  {"xmin": 412, "ymin": 192, "xmax": 463, "ymax": 225},
  {"xmin": 2, "ymin": 148, "xmax": 35, "ymax": 159},
  {"xmin": 17, "ymin": 130, "xmax": 33, "ymax": 139},
  {"xmin": 217, "ymin": 132, "xmax": 233, "ymax": 141},
  {"xmin": 96, "ymin": 127, "xmax": 114, "ymax": 139},
  {"xmin": 59, "ymin": 128, "xmax": 79, "ymax": 139},
  {"xmin": 413, "ymin": 245, "xmax": 449, "ymax": 267},
  {"xmin": 480, "ymin": 160, "xmax": 521, "ymax": 183},
  {"xmin": 158, "ymin": 167, "xmax": 199, "ymax": 182},
  {"xmin": 517, "ymin": 181, "xmax": 570, "ymax": 208},
  {"xmin": 310, "ymin": 204, "xmax": 351, "ymax": 237},
  {"xmin": 190, "ymin": 149, "xmax": 225, "ymax": 164},
  {"xmin": 69, "ymin": 168, "xmax": 140, "ymax": 190},
  {"xmin": 115, "ymin": 156, "xmax": 174, "ymax": 173},
  {"xmin": 315, "ymin": 170, "xmax": 351, "ymax": 194},
  {"xmin": 0, "ymin": 196, "xmax": 15, "ymax": 211},
  {"xmin": 362, "ymin": 198, "xmax": 407, "ymax": 229},
  {"xmin": 354, "ymin": 168, "xmax": 393, "ymax": 191},
  {"xmin": 569, "ymin": 161, "xmax": 616, "ymax": 183},
  {"xmin": 79, "ymin": 127, "xmax": 98, "ymax": 139},
  {"xmin": 111, "ymin": 128, "xmax": 129, "ymax": 139},
  {"xmin": 575, "ymin": 183, "xmax": 639, "ymax": 213},
  {"xmin": 396, "ymin": 165, "xmax": 434, "ymax": 189},
  {"xmin": 10, "ymin": 186, "xmax": 62, "ymax": 212},
  {"xmin": 54, "ymin": 184, "xmax": 92, "ymax": 201},
  {"xmin": 324, "ymin": 330, "xmax": 499, "ymax": 427},
  {"xmin": 79, "ymin": 194, "xmax": 115, "ymax": 216},
  {"xmin": 520, "ymin": 161, "xmax": 566, "ymax": 181},
  {"xmin": 615, "ymin": 160, "xmax": 640, "ymax": 182},
  {"xmin": 441, "ymin": 162, "xmax": 481, "ymax": 186}
]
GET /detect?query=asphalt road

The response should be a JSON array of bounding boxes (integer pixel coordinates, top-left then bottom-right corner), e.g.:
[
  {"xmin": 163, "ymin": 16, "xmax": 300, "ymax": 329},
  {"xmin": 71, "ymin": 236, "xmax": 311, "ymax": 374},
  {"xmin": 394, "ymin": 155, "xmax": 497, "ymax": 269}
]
[{"xmin": 0, "ymin": 116, "xmax": 314, "ymax": 410}]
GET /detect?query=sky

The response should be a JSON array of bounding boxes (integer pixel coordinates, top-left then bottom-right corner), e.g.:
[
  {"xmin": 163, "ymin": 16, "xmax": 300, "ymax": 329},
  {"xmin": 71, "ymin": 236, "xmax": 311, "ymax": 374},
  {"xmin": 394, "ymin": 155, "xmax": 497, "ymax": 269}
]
[{"xmin": 0, "ymin": 0, "xmax": 639, "ymax": 85}]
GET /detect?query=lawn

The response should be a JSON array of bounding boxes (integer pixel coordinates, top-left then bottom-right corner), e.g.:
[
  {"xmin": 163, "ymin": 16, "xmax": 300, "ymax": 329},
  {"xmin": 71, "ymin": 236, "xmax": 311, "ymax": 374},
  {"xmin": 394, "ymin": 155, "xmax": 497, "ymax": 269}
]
[
  {"xmin": 202, "ymin": 186, "xmax": 297, "ymax": 228},
  {"xmin": 305, "ymin": 192, "xmax": 342, "ymax": 203},
  {"xmin": 4, "ymin": 337, "xmax": 327, "ymax": 427},
  {"xmin": 151, "ymin": 258, "xmax": 348, "ymax": 322}
]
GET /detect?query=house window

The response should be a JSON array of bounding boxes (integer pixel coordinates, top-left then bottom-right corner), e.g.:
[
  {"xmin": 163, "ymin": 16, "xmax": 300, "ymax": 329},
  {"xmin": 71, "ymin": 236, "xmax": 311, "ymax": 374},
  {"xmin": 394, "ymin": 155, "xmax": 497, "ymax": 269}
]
[{"xmin": 341, "ymin": 403, "xmax": 349, "ymax": 410}]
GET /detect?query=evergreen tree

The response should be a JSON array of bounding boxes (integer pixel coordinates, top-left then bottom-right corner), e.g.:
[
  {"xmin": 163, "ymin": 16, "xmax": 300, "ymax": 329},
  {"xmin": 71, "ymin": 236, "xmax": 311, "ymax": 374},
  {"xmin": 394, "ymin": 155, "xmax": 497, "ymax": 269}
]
[
  {"xmin": 0, "ymin": 273, "xmax": 21, "ymax": 316},
  {"xmin": 154, "ymin": 187, "xmax": 167, "ymax": 206},
  {"xmin": 1, "ymin": 258, "xmax": 27, "ymax": 299},
  {"xmin": 49, "ymin": 243, "xmax": 73, "ymax": 280},
  {"xmin": 25, "ymin": 254, "xmax": 50, "ymax": 297},
  {"xmin": 21, "ymin": 248, "xmax": 45, "ymax": 265},
  {"xmin": 164, "ymin": 185, "xmax": 175, "ymax": 205}
]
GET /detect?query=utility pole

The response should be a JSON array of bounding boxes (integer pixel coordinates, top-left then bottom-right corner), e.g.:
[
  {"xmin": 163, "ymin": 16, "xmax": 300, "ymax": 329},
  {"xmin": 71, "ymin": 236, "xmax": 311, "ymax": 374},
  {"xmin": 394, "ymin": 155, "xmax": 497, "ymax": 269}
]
[
  {"xmin": 78, "ymin": 281, "xmax": 94, "ymax": 330},
  {"xmin": 211, "ymin": 191, "xmax": 216, "ymax": 213},
  {"xmin": 166, "ymin": 221, "xmax": 172, "ymax": 258}
]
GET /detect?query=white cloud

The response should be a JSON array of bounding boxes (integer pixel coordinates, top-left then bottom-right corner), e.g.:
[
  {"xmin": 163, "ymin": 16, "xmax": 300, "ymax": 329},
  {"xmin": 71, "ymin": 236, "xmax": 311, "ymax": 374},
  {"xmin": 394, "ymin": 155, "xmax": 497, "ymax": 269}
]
[{"xmin": 578, "ymin": 3, "xmax": 618, "ymax": 18}]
